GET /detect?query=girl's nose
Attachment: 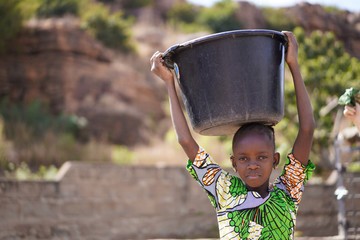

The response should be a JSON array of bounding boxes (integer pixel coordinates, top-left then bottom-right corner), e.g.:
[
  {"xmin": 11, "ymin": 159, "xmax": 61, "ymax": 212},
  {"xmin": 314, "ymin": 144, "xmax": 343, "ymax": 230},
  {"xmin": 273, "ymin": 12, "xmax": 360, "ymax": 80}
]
[{"xmin": 247, "ymin": 159, "xmax": 259, "ymax": 169}]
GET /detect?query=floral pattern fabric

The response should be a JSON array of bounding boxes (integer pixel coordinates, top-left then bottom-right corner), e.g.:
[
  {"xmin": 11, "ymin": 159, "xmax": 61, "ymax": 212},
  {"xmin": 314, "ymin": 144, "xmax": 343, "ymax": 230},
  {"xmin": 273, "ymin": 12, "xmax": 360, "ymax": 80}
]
[{"xmin": 187, "ymin": 147, "xmax": 315, "ymax": 240}]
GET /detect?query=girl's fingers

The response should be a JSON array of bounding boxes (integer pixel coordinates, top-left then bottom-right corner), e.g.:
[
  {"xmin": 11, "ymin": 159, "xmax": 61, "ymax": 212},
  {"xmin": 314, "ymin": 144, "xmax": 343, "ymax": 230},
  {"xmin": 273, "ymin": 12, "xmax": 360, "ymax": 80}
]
[
  {"xmin": 282, "ymin": 31, "xmax": 296, "ymax": 43},
  {"xmin": 150, "ymin": 51, "xmax": 173, "ymax": 80},
  {"xmin": 150, "ymin": 52, "xmax": 163, "ymax": 70},
  {"xmin": 150, "ymin": 51, "xmax": 157, "ymax": 61},
  {"xmin": 150, "ymin": 51, "xmax": 161, "ymax": 63}
]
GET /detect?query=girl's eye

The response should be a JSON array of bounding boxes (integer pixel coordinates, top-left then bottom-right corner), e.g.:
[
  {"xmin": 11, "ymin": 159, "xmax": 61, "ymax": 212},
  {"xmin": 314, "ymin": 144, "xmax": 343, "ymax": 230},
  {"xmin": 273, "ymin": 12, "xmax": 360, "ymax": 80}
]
[
  {"xmin": 258, "ymin": 156, "xmax": 268, "ymax": 160},
  {"xmin": 238, "ymin": 157, "xmax": 247, "ymax": 162}
]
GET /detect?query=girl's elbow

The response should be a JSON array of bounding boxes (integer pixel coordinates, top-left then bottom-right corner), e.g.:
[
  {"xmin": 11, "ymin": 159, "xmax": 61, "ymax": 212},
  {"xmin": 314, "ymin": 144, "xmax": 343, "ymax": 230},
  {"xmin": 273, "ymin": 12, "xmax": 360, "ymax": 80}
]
[
  {"xmin": 178, "ymin": 136, "xmax": 198, "ymax": 149},
  {"xmin": 308, "ymin": 125, "xmax": 315, "ymax": 137},
  {"xmin": 302, "ymin": 120, "xmax": 315, "ymax": 136},
  {"xmin": 177, "ymin": 136, "xmax": 193, "ymax": 148},
  {"xmin": 309, "ymin": 117, "xmax": 316, "ymax": 132}
]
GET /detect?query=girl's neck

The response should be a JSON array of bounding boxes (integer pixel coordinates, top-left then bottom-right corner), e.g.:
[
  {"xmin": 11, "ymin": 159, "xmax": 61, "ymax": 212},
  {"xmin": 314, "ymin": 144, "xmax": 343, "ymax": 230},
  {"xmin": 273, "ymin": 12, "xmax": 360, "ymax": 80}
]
[{"xmin": 246, "ymin": 182, "xmax": 270, "ymax": 198}]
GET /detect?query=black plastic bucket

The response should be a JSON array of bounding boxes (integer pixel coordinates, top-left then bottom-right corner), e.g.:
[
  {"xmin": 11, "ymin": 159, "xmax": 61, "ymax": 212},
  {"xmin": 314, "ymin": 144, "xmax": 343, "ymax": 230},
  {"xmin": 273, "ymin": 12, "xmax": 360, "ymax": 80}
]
[{"xmin": 163, "ymin": 29, "xmax": 287, "ymax": 136}]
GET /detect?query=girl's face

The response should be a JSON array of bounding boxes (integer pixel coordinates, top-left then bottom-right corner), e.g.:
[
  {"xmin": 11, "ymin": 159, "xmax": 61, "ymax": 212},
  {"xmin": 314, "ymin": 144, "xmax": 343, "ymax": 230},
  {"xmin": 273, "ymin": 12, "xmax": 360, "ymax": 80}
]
[{"xmin": 231, "ymin": 132, "xmax": 279, "ymax": 197}]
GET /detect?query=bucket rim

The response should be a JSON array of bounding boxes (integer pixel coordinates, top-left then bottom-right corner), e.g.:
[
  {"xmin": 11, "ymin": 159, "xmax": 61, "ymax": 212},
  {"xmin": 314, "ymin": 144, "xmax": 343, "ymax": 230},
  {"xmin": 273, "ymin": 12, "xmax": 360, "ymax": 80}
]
[
  {"xmin": 162, "ymin": 29, "xmax": 287, "ymax": 69},
  {"xmin": 179, "ymin": 29, "xmax": 285, "ymax": 46}
]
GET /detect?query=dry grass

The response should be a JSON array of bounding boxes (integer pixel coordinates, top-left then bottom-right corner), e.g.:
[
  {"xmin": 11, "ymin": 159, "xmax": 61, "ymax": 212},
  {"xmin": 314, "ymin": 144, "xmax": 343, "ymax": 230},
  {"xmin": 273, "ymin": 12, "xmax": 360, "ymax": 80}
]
[{"xmin": 133, "ymin": 127, "xmax": 232, "ymax": 168}]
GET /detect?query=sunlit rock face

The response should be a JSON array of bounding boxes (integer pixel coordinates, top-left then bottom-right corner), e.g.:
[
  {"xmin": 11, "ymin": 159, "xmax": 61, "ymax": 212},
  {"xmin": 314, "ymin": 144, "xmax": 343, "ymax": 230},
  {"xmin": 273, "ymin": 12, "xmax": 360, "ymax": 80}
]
[{"xmin": 0, "ymin": 17, "xmax": 166, "ymax": 146}]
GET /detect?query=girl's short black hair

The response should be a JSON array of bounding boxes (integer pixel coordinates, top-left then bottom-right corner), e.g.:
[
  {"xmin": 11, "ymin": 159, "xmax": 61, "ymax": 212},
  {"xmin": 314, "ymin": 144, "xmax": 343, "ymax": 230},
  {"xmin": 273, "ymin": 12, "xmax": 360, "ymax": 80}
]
[{"xmin": 232, "ymin": 122, "xmax": 275, "ymax": 152}]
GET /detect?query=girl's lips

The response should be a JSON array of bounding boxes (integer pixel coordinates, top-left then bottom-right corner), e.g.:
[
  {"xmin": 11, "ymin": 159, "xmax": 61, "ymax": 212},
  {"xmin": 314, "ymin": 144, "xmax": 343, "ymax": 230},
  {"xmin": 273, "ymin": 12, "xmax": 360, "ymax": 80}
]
[{"xmin": 246, "ymin": 174, "xmax": 261, "ymax": 179}]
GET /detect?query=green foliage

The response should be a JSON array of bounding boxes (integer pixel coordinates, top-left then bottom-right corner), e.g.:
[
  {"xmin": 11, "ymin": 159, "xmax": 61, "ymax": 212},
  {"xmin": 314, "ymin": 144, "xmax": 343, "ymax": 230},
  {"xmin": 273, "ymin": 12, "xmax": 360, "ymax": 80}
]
[
  {"xmin": 18, "ymin": 0, "xmax": 41, "ymax": 19},
  {"xmin": 167, "ymin": 0, "xmax": 243, "ymax": 33},
  {"xmin": 280, "ymin": 27, "xmax": 360, "ymax": 164},
  {"xmin": 0, "ymin": 98, "xmax": 116, "ymax": 178},
  {"xmin": 323, "ymin": 5, "xmax": 345, "ymax": 14},
  {"xmin": 167, "ymin": 2, "xmax": 198, "ymax": 24},
  {"xmin": 348, "ymin": 162, "xmax": 360, "ymax": 173},
  {"xmin": 112, "ymin": 145, "xmax": 135, "ymax": 165},
  {"xmin": 81, "ymin": 3, "xmax": 135, "ymax": 52},
  {"xmin": 5, "ymin": 162, "xmax": 58, "ymax": 180},
  {"xmin": 36, "ymin": 0, "xmax": 80, "ymax": 18},
  {"xmin": 97, "ymin": 0, "xmax": 116, "ymax": 3},
  {"xmin": 33, "ymin": 0, "xmax": 136, "ymax": 52},
  {"xmin": 0, "ymin": 98, "xmax": 86, "ymax": 140},
  {"xmin": 167, "ymin": 2, "xmax": 209, "ymax": 33},
  {"xmin": 1, "ymin": 0, "xmax": 136, "ymax": 53},
  {"xmin": 0, "ymin": 0, "xmax": 23, "ymax": 52},
  {"xmin": 196, "ymin": 0, "xmax": 242, "ymax": 32},
  {"xmin": 262, "ymin": 7, "xmax": 296, "ymax": 31},
  {"xmin": 121, "ymin": 0, "xmax": 153, "ymax": 10}
]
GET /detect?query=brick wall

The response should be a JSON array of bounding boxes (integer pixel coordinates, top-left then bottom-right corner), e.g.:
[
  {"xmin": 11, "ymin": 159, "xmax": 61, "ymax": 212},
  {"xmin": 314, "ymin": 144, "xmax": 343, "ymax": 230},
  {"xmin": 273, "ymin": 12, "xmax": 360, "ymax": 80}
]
[{"xmin": 0, "ymin": 161, "xmax": 339, "ymax": 239}]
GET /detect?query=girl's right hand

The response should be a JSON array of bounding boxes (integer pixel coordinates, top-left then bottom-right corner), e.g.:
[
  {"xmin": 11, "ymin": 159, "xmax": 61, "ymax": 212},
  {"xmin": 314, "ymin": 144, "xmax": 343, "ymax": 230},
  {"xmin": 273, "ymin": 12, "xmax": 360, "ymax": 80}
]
[{"xmin": 150, "ymin": 51, "xmax": 173, "ymax": 82}]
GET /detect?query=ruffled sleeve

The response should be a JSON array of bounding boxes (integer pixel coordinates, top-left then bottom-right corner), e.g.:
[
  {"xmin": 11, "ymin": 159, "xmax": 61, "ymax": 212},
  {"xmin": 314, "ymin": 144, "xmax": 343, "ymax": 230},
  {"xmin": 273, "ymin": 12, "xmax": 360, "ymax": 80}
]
[
  {"xmin": 277, "ymin": 153, "xmax": 315, "ymax": 208},
  {"xmin": 186, "ymin": 147, "xmax": 247, "ymax": 211}
]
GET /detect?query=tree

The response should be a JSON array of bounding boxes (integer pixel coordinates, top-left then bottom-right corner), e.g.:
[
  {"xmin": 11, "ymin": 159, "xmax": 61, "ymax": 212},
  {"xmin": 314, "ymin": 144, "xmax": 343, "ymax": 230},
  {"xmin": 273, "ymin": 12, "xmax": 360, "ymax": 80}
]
[
  {"xmin": 80, "ymin": 3, "xmax": 135, "ymax": 52},
  {"xmin": 262, "ymin": 7, "xmax": 296, "ymax": 32},
  {"xmin": 0, "ymin": 0, "xmax": 23, "ymax": 52},
  {"xmin": 276, "ymin": 27, "xmax": 360, "ymax": 169},
  {"xmin": 196, "ymin": 0, "xmax": 242, "ymax": 33},
  {"xmin": 36, "ymin": 0, "xmax": 79, "ymax": 18},
  {"xmin": 167, "ymin": 2, "xmax": 198, "ymax": 25}
]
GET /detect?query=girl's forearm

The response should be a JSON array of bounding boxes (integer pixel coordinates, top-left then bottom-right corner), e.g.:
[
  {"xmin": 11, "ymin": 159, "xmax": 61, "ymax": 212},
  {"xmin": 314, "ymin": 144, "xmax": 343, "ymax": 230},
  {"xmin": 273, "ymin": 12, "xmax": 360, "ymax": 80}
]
[
  {"xmin": 166, "ymin": 78, "xmax": 199, "ymax": 161},
  {"xmin": 289, "ymin": 61, "xmax": 315, "ymax": 165},
  {"xmin": 289, "ymin": 62, "xmax": 315, "ymax": 132}
]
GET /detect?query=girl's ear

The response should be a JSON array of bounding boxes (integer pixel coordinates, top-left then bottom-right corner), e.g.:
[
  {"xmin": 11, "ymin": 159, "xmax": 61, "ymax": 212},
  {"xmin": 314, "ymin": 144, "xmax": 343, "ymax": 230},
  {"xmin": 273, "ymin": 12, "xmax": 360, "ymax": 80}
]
[
  {"xmin": 230, "ymin": 155, "xmax": 237, "ymax": 170},
  {"xmin": 273, "ymin": 152, "xmax": 280, "ymax": 169}
]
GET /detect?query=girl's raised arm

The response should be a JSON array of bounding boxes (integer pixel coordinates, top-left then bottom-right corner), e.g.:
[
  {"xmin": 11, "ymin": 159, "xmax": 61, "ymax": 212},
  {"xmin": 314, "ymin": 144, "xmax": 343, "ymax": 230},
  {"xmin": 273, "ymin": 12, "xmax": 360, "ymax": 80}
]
[
  {"xmin": 282, "ymin": 31, "xmax": 315, "ymax": 166},
  {"xmin": 150, "ymin": 52, "xmax": 199, "ymax": 161}
]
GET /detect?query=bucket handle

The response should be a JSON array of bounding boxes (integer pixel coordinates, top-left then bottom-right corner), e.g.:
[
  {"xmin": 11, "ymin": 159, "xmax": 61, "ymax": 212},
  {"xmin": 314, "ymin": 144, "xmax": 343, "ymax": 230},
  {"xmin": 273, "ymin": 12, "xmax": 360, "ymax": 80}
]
[
  {"xmin": 283, "ymin": 34, "xmax": 289, "ymax": 53},
  {"xmin": 272, "ymin": 32, "xmax": 288, "ymax": 53},
  {"xmin": 162, "ymin": 44, "xmax": 180, "ymax": 69}
]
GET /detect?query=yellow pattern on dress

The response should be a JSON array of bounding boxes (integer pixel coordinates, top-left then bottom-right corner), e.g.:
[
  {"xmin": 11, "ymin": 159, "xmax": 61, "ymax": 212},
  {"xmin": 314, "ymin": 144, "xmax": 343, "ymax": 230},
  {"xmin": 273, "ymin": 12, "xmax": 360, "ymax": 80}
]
[
  {"xmin": 218, "ymin": 214, "xmax": 241, "ymax": 240},
  {"xmin": 218, "ymin": 215, "xmax": 263, "ymax": 240},
  {"xmin": 248, "ymin": 221, "xmax": 263, "ymax": 239},
  {"xmin": 216, "ymin": 172, "xmax": 246, "ymax": 210}
]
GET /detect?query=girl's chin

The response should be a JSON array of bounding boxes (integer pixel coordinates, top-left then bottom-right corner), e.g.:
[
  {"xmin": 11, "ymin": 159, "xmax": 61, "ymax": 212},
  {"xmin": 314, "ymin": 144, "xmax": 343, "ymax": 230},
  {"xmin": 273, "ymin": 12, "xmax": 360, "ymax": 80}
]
[{"xmin": 245, "ymin": 181, "xmax": 268, "ymax": 190}]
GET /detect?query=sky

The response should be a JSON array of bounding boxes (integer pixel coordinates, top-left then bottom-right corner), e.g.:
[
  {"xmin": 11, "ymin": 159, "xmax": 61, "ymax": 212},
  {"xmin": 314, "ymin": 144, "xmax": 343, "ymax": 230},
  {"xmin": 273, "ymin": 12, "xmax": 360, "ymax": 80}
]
[{"xmin": 187, "ymin": 0, "xmax": 360, "ymax": 12}]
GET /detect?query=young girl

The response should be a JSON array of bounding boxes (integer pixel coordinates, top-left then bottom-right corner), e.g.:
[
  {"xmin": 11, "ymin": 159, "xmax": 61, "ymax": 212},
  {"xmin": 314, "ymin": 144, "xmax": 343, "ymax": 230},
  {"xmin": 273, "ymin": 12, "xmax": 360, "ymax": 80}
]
[{"xmin": 150, "ymin": 31, "xmax": 315, "ymax": 239}]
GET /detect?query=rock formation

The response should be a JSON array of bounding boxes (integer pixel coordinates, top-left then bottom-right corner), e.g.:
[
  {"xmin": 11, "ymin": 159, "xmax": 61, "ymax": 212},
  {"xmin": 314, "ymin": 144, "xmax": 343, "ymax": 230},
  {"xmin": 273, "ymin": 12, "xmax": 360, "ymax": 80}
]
[
  {"xmin": 235, "ymin": 1, "xmax": 360, "ymax": 59},
  {"xmin": 0, "ymin": 17, "xmax": 165, "ymax": 146},
  {"xmin": 1, "ymin": 1, "xmax": 360, "ymax": 146},
  {"xmin": 286, "ymin": 2, "xmax": 360, "ymax": 59},
  {"xmin": 235, "ymin": 1, "xmax": 267, "ymax": 29}
]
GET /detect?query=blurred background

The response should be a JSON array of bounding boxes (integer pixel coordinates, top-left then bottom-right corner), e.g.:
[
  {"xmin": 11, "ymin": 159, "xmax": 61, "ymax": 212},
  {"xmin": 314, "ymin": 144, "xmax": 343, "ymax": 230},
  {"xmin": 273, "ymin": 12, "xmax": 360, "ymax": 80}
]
[{"xmin": 0, "ymin": 0, "xmax": 360, "ymax": 239}]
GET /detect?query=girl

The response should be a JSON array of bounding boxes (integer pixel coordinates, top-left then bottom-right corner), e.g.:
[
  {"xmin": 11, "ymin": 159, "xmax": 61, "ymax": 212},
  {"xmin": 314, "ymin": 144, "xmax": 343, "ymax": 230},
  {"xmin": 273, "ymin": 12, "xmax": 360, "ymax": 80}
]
[{"xmin": 150, "ymin": 31, "xmax": 315, "ymax": 239}]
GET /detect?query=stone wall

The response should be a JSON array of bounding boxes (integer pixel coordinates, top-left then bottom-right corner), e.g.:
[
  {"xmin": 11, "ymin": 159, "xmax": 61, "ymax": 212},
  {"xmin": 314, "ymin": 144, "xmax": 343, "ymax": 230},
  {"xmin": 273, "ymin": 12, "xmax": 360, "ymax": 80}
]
[{"xmin": 0, "ymin": 162, "xmax": 339, "ymax": 240}]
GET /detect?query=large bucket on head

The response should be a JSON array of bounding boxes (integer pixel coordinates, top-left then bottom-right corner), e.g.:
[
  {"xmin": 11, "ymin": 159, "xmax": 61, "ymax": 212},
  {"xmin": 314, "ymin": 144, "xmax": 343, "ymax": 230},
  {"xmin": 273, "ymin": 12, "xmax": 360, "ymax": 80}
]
[{"xmin": 163, "ymin": 29, "xmax": 287, "ymax": 136}]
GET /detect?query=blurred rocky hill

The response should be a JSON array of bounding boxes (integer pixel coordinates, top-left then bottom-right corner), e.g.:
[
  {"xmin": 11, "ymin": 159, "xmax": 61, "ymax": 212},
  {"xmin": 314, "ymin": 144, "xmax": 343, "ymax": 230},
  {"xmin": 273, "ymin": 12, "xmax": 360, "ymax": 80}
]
[{"xmin": 1, "ymin": 0, "xmax": 360, "ymax": 147}]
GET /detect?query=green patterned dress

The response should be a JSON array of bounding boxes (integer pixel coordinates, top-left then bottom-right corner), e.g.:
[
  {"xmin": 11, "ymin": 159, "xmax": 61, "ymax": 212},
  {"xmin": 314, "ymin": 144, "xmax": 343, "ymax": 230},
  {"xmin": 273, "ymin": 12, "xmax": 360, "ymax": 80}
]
[{"xmin": 187, "ymin": 147, "xmax": 315, "ymax": 240}]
